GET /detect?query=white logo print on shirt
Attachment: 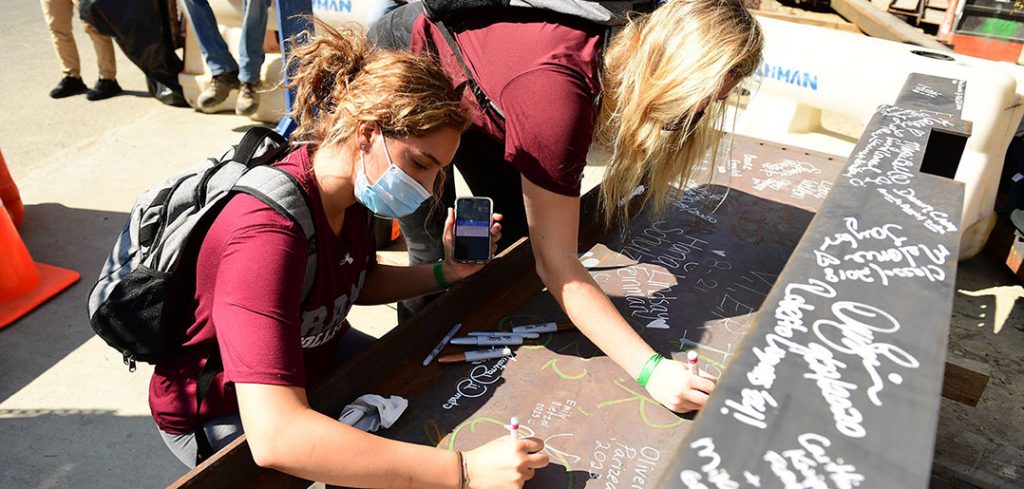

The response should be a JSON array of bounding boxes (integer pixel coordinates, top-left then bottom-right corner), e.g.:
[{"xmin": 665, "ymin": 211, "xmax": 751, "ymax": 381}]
[{"xmin": 338, "ymin": 252, "xmax": 354, "ymax": 266}]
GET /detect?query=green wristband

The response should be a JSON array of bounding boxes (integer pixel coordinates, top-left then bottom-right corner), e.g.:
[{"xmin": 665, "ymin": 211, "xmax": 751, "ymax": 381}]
[
  {"xmin": 433, "ymin": 260, "xmax": 451, "ymax": 290},
  {"xmin": 637, "ymin": 353, "xmax": 664, "ymax": 388}
]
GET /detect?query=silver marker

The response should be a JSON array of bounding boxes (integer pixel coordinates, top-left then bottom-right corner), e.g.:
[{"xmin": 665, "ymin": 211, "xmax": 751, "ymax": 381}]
[
  {"xmin": 450, "ymin": 335, "xmax": 524, "ymax": 346},
  {"xmin": 467, "ymin": 331, "xmax": 540, "ymax": 339},
  {"xmin": 422, "ymin": 323, "xmax": 462, "ymax": 367}
]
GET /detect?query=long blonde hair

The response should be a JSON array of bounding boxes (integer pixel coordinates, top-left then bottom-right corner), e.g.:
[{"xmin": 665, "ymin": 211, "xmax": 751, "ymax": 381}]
[
  {"xmin": 287, "ymin": 22, "xmax": 470, "ymax": 150},
  {"xmin": 596, "ymin": 0, "xmax": 763, "ymax": 227}
]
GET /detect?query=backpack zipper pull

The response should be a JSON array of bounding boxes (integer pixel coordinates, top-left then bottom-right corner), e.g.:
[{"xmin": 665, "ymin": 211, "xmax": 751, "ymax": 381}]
[{"xmin": 123, "ymin": 351, "xmax": 137, "ymax": 372}]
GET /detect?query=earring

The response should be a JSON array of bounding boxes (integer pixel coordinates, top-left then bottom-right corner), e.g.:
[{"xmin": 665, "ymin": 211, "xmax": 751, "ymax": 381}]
[{"xmin": 359, "ymin": 143, "xmax": 369, "ymax": 151}]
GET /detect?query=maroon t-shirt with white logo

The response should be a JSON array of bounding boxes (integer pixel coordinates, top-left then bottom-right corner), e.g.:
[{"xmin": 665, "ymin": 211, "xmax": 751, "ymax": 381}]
[
  {"xmin": 149, "ymin": 146, "xmax": 377, "ymax": 435},
  {"xmin": 410, "ymin": 10, "xmax": 604, "ymax": 196}
]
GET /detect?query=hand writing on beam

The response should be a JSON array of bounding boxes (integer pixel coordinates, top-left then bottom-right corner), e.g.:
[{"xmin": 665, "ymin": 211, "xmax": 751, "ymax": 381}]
[{"xmin": 645, "ymin": 359, "xmax": 717, "ymax": 413}]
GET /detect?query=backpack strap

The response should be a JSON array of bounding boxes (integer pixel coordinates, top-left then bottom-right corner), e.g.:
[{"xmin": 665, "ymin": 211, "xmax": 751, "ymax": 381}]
[
  {"xmin": 193, "ymin": 351, "xmax": 223, "ymax": 465},
  {"xmin": 233, "ymin": 166, "xmax": 319, "ymax": 302},
  {"xmin": 434, "ymin": 20, "xmax": 507, "ymax": 123},
  {"xmin": 192, "ymin": 165, "xmax": 316, "ymax": 464},
  {"xmin": 233, "ymin": 126, "xmax": 288, "ymax": 167}
]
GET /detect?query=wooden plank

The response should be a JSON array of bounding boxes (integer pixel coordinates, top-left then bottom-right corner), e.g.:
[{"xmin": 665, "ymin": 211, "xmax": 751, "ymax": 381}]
[
  {"xmin": 941, "ymin": 355, "xmax": 991, "ymax": 407},
  {"xmin": 752, "ymin": 10, "xmax": 863, "ymax": 34},
  {"xmin": 890, "ymin": 0, "xmax": 922, "ymax": 12},
  {"xmin": 832, "ymin": 0, "xmax": 953, "ymax": 50},
  {"xmin": 923, "ymin": 7, "xmax": 948, "ymax": 24},
  {"xmin": 660, "ymin": 74, "xmax": 971, "ymax": 488}
]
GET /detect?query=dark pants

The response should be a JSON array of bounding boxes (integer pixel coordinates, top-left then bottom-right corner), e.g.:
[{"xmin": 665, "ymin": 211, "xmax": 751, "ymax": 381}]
[
  {"xmin": 396, "ymin": 131, "xmax": 530, "ymax": 320},
  {"xmin": 370, "ymin": 4, "xmax": 532, "ymax": 320}
]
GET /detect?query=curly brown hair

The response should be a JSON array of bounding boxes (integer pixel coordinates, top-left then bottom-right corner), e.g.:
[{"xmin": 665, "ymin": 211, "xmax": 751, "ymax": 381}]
[{"xmin": 286, "ymin": 21, "xmax": 470, "ymax": 151}]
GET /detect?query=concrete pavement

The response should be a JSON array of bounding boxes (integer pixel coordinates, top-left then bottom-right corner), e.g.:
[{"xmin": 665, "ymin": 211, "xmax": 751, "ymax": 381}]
[{"xmin": 2, "ymin": 1, "xmax": 274, "ymax": 487}]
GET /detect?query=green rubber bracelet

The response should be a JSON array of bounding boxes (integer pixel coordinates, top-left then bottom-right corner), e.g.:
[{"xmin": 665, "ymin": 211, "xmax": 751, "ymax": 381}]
[
  {"xmin": 433, "ymin": 260, "xmax": 451, "ymax": 290},
  {"xmin": 637, "ymin": 353, "xmax": 664, "ymax": 388}
]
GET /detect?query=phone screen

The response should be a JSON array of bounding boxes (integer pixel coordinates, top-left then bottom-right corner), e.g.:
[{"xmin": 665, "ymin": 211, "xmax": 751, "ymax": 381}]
[{"xmin": 454, "ymin": 198, "xmax": 492, "ymax": 262}]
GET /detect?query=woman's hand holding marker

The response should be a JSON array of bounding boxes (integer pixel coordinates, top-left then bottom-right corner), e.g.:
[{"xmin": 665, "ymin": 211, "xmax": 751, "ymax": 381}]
[
  {"xmin": 646, "ymin": 357, "xmax": 716, "ymax": 414},
  {"xmin": 463, "ymin": 436, "xmax": 549, "ymax": 489}
]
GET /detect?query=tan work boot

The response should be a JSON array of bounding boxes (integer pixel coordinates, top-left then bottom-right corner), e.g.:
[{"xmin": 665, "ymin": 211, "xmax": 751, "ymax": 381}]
[
  {"xmin": 235, "ymin": 83, "xmax": 260, "ymax": 116},
  {"xmin": 197, "ymin": 72, "xmax": 239, "ymax": 111}
]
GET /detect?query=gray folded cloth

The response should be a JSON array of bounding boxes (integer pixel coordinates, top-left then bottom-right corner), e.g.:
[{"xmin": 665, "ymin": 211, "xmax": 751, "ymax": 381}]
[{"xmin": 338, "ymin": 394, "xmax": 408, "ymax": 432}]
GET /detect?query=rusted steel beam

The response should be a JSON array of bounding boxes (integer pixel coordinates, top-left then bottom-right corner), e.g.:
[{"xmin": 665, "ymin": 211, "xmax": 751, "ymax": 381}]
[{"xmin": 661, "ymin": 74, "xmax": 971, "ymax": 488}]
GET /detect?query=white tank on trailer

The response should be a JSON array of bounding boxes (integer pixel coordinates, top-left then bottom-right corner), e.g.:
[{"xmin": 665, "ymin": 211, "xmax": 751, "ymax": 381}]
[{"xmin": 734, "ymin": 16, "xmax": 1024, "ymax": 259}]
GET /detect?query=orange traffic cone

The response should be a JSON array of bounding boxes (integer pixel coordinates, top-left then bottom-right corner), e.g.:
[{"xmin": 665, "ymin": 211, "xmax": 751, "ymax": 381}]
[
  {"xmin": 0, "ymin": 200, "xmax": 79, "ymax": 330},
  {"xmin": 0, "ymin": 149, "xmax": 24, "ymax": 229}
]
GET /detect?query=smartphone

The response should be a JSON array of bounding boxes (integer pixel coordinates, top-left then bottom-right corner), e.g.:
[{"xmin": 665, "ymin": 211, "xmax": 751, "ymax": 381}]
[{"xmin": 453, "ymin": 197, "xmax": 494, "ymax": 263}]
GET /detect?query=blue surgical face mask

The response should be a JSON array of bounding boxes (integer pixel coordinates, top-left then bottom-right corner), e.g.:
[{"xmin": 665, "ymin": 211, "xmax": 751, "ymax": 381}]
[{"xmin": 354, "ymin": 134, "xmax": 432, "ymax": 219}]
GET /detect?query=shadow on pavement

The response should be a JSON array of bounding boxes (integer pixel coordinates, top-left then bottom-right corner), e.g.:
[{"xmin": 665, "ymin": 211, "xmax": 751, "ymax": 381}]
[
  {"xmin": 0, "ymin": 203, "xmax": 127, "ymax": 401},
  {"xmin": 0, "ymin": 409, "xmax": 184, "ymax": 487}
]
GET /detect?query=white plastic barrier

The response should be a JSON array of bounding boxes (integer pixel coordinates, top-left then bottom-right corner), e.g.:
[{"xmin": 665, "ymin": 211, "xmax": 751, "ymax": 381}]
[
  {"xmin": 735, "ymin": 16, "xmax": 1024, "ymax": 259},
  {"xmin": 178, "ymin": 0, "xmax": 374, "ymax": 122}
]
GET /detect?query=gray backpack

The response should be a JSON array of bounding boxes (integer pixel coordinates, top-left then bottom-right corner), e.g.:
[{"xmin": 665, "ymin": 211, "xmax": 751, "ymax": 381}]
[{"xmin": 87, "ymin": 127, "xmax": 318, "ymax": 372}]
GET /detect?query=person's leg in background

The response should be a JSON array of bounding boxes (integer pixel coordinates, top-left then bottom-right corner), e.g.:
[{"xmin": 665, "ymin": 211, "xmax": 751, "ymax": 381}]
[
  {"xmin": 236, "ymin": 0, "xmax": 271, "ymax": 116},
  {"xmin": 76, "ymin": 0, "xmax": 122, "ymax": 101},
  {"xmin": 394, "ymin": 130, "xmax": 527, "ymax": 321},
  {"xmin": 181, "ymin": 0, "xmax": 241, "ymax": 110},
  {"xmin": 451, "ymin": 131, "xmax": 530, "ymax": 251},
  {"xmin": 41, "ymin": 0, "xmax": 88, "ymax": 98},
  {"xmin": 396, "ymin": 164, "xmax": 456, "ymax": 322}
]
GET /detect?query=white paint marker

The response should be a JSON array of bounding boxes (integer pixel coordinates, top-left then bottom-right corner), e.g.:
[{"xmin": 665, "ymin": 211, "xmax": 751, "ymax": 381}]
[
  {"xmin": 467, "ymin": 331, "xmax": 540, "ymax": 339},
  {"xmin": 510, "ymin": 417, "xmax": 520, "ymax": 440},
  {"xmin": 687, "ymin": 350, "xmax": 699, "ymax": 375},
  {"xmin": 511, "ymin": 321, "xmax": 574, "ymax": 334},
  {"xmin": 422, "ymin": 323, "xmax": 462, "ymax": 367},
  {"xmin": 438, "ymin": 347, "xmax": 513, "ymax": 364},
  {"xmin": 450, "ymin": 335, "xmax": 524, "ymax": 346}
]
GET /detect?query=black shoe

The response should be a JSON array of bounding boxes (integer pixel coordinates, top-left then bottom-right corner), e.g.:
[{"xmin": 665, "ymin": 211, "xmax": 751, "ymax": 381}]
[
  {"xmin": 86, "ymin": 78, "xmax": 123, "ymax": 101},
  {"xmin": 49, "ymin": 76, "xmax": 88, "ymax": 99}
]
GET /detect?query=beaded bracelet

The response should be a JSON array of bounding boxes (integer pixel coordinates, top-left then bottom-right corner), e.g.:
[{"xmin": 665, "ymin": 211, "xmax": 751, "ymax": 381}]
[
  {"xmin": 434, "ymin": 259, "xmax": 451, "ymax": 289},
  {"xmin": 637, "ymin": 353, "xmax": 664, "ymax": 388}
]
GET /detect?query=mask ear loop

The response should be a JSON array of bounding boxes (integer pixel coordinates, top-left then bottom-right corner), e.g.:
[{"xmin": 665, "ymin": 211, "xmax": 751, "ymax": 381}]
[
  {"xmin": 380, "ymin": 134, "xmax": 432, "ymax": 200},
  {"xmin": 357, "ymin": 133, "xmax": 381, "ymax": 185}
]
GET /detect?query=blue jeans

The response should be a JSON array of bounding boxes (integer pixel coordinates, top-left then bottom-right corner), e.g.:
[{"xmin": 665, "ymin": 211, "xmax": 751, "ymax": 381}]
[{"xmin": 182, "ymin": 0, "xmax": 271, "ymax": 84}]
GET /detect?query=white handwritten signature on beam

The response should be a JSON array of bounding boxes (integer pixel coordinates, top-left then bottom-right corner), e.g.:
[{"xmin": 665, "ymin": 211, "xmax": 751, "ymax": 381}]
[{"xmin": 721, "ymin": 279, "xmax": 920, "ymax": 438}]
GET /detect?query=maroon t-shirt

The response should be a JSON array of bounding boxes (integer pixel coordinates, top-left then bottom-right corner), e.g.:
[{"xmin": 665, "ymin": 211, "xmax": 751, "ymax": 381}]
[
  {"xmin": 410, "ymin": 11, "xmax": 604, "ymax": 196},
  {"xmin": 149, "ymin": 147, "xmax": 377, "ymax": 435}
]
